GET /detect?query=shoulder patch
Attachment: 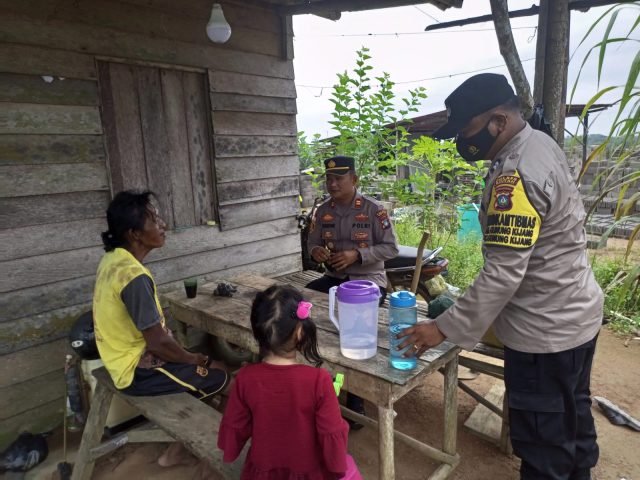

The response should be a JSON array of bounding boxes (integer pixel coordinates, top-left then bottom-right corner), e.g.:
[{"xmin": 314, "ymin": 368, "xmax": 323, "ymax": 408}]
[
  {"xmin": 376, "ymin": 209, "xmax": 391, "ymax": 230},
  {"xmin": 485, "ymin": 170, "xmax": 541, "ymax": 249}
]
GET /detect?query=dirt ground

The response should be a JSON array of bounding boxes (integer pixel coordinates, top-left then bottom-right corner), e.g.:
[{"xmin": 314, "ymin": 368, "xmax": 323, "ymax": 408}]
[{"xmin": 21, "ymin": 328, "xmax": 639, "ymax": 480}]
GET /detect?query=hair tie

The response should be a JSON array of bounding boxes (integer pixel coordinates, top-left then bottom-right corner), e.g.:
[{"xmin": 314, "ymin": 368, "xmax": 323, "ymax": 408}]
[{"xmin": 296, "ymin": 301, "xmax": 313, "ymax": 320}]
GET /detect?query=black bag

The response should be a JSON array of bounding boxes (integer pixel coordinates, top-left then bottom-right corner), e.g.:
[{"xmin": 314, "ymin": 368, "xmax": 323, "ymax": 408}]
[
  {"xmin": 69, "ymin": 311, "xmax": 100, "ymax": 360},
  {"xmin": 0, "ymin": 432, "xmax": 48, "ymax": 472},
  {"xmin": 528, "ymin": 103, "xmax": 554, "ymax": 138}
]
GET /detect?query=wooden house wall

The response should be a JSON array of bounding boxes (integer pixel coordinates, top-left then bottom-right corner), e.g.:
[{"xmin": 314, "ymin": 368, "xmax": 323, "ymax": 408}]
[{"xmin": 0, "ymin": 0, "xmax": 301, "ymax": 447}]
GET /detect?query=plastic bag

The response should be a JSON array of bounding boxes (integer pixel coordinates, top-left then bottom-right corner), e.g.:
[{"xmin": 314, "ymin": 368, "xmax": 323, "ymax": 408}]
[
  {"xmin": 0, "ymin": 432, "xmax": 48, "ymax": 472},
  {"xmin": 425, "ymin": 274, "xmax": 447, "ymax": 297}
]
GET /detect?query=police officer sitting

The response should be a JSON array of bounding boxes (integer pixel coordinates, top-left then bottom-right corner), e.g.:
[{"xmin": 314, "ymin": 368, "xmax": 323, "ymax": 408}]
[{"xmin": 306, "ymin": 156, "xmax": 399, "ymax": 430}]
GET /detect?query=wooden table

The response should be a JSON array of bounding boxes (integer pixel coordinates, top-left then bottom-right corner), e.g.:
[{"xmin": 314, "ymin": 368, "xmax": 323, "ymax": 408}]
[{"xmin": 164, "ymin": 273, "xmax": 461, "ymax": 480}]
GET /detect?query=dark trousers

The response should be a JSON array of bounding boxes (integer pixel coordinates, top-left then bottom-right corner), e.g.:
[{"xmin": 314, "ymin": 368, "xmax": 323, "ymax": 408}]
[
  {"xmin": 504, "ymin": 335, "xmax": 599, "ymax": 480},
  {"xmin": 305, "ymin": 275, "xmax": 387, "ymax": 414}
]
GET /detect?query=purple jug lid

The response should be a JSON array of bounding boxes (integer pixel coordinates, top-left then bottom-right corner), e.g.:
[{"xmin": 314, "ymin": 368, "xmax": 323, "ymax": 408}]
[{"xmin": 336, "ymin": 280, "xmax": 380, "ymax": 304}]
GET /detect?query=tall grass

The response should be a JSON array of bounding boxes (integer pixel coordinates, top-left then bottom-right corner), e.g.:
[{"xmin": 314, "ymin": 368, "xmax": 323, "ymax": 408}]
[
  {"xmin": 394, "ymin": 216, "xmax": 484, "ymax": 291},
  {"xmin": 591, "ymin": 255, "xmax": 640, "ymax": 334}
]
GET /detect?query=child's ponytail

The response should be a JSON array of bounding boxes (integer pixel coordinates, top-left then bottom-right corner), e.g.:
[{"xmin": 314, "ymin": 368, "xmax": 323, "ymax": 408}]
[
  {"xmin": 297, "ymin": 316, "xmax": 322, "ymax": 367},
  {"xmin": 250, "ymin": 285, "xmax": 322, "ymax": 367}
]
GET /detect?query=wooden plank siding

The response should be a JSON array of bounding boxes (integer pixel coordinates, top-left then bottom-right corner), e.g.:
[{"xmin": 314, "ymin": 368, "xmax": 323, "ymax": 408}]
[
  {"xmin": 1, "ymin": 241, "xmax": 301, "ymax": 354},
  {"xmin": 0, "ymin": 12, "xmax": 294, "ymax": 79},
  {"xmin": 0, "ymin": 135, "xmax": 106, "ymax": 165},
  {"xmin": 0, "ymin": 0, "xmax": 301, "ymax": 446},
  {"xmin": 0, "ymin": 163, "xmax": 109, "ymax": 197},
  {"xmin": 0, "ymin": 0, "xmax": 283, "ymax": 58},
  {"xmin": 1, "ymin": 217, "xmax": 298, "ymax": 305},
  {"xmin": 0, "ymin": 103, "xmax": 102, "ymax": 135},
  {"xmin": 0, "ymin": 191, "xmax": 110, "ymax": 229}
]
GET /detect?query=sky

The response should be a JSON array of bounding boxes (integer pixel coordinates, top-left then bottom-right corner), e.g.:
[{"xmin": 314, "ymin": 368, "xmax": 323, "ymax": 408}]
[{"xmin": 291, "ymin": 1, "xmax": 637, "ymax": 138}]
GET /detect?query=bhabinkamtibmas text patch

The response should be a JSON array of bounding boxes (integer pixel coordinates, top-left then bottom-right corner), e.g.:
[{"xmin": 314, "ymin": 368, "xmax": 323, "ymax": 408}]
[{"xmin": 485, "ymin": 171, "xmax": 540, "ymax": 248}]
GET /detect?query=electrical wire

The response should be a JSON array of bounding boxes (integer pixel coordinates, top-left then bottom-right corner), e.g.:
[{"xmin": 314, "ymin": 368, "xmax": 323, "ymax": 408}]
[
  {"xmin": 296, "ymin": 57, "xmax": 536, "ymax": 91},
  {"xmin": 413, "ymin": 5, "xmax": 440, "ymax": 23},
  {"xmin": 295, "ymin": 25, "xmax": 537, "ymax": 38}
]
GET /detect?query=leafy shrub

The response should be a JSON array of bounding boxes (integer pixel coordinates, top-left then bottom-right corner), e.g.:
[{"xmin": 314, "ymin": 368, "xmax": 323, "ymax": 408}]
[
  {"xmin": 394, "ymin": 216, "xmax": 483, "ymax": 291},
  {"xmin": 591, "ymin": 255, "xmax": 640, "ymax": 334}
]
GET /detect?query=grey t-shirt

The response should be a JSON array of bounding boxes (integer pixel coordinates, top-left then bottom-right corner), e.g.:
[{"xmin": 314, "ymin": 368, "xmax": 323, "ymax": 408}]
[{"xmin": 120, "ymin": 274, "xmax": 162, "ymax": 331}]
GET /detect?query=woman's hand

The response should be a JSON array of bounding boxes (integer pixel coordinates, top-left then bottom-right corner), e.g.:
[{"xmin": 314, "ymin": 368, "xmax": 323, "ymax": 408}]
[{"xmin": 396, "ymin": 321, "xmax": 446, "ymax": 357}]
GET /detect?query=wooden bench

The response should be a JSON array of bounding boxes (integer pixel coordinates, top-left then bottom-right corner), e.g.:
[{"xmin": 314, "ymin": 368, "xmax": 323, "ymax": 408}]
[
  {"xmin": 71, "ymin": 367, "xmax": 244, "ymax": 480},
  {"xmin": 458, "ymin": 344, "xmax": 511, "ymax": 454}
]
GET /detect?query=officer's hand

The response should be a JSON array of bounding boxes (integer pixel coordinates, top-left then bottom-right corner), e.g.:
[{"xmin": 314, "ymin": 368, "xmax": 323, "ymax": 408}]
[
  {"xmin": 311, "ymin": 246, "xmax": 330, "ymax": 263},
  {"xmin": 328, "ymin": 249, "xmax": 359, "ymax": 271},
  {"xmin": 396, "ymin": 321, "xmax": 445, "ymax": 358}
]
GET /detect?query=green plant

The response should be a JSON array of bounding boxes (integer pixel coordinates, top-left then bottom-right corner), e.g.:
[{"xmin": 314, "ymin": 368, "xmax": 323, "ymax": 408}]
[
  {"xmin": 393, "ymin": 136, "xmax": 485, "ymax": 247},
  {"xmin": 305, "ymin": 47, "xmax": 426, "ymax": 192},
  {"xmin": 591, "ymin": 255, "xmax": 640, "ymax": 333},
  {"xmin": 572, "ymin": 2, "xmax": 640, "ymax": 260},
  {"xmin": 297, "ymin": 131, "xmax": 325, "ymax": 171},
  {"xmin": 394, "ymin": 215, "xmax": 484, "ymax": 291}
]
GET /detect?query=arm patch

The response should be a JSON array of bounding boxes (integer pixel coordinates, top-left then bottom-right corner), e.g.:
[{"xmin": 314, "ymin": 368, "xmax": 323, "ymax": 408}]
[
  {"xmin": 484, "ymin": 170, "xmax": 541, "ymax": 249},
  {"xmin": 376, "ymin": 209, "xmax": 391, "ymax": 230}
]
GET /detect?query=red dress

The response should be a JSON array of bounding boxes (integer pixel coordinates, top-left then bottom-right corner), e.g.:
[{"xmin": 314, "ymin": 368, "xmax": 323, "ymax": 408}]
[{"xmin": 217, "ymin": 363, "xmax": 349, "ymax": 479}]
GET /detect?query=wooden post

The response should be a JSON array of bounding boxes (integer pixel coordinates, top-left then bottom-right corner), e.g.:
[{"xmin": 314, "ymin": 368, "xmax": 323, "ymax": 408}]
[
  {"xmin": 71, "ymin": 382, "xmax": 113, "ymax": 480},
  {"xmin": 489, "ymin": 0, "xmax": 534, "ymax": 118},
  {"xmin": 280, "ymin": 14, "xmax": 294, "ymax": 60},
  {"xmin": 378, "ymin": 405, "xmax": 395, "ymax": 480},
  {"xmin": 442, "ymin": 353, "xmax": 458, "ymax": 456},
  {"xmin": 410, "ymin": 231, "xmax": 430, "ymax": 294},
  {"xmin": 533, "ymin": 0, "xmax": 549, "ymax": 105},
  {"xmin": 500, "ymin": 391, "xmax": 513, "ymax": 454},
  {"xmin": 541, "ymin": 0, "xmax": 570, "ymax": 146}
]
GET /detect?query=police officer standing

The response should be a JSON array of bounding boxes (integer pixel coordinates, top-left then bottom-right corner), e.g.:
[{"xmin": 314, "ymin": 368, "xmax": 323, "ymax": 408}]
[
  {"xmin": 398, "ymin": 74, "xmax": 603, "ymax": 480},
  {"xmin": 307, "ymin": 155, "xmax": 399, "ymax": 429}
]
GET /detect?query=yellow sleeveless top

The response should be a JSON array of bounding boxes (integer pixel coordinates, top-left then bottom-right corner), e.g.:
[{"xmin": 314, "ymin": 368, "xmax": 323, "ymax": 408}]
[{"xmin": 93, "ymin": 248, "xmax": 165, "ymax": 389}]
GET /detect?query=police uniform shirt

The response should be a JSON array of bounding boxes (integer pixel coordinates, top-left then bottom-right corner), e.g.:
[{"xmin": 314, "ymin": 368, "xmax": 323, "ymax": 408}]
[
  {"xmin": 307, "ymin": 191, "xmax": 399, "ymax": 288},
  {"xmin": 435, "ymin": 123, "xmax": 603, "ymax": 354}
]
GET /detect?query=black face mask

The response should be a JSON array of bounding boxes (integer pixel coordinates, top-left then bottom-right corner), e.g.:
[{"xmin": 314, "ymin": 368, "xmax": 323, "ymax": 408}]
[{"xmin": 456, "ymin": 120, "xmax": 497, "ymax": 162}]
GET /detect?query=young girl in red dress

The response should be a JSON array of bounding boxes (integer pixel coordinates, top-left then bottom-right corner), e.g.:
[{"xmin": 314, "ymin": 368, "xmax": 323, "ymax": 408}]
[{"xmin": 217, "ymin": 285, "xmax": 360, "ymax": 479}]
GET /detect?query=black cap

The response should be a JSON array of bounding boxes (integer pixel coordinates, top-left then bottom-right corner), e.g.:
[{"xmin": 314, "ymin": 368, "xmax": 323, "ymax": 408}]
[
  {"xmin": 432, "ymin": 73, "xmax": 517, "ymax": 140},
  {"xmin": 324, "ymin": 156, "xmax": 355, "ymax": 175}
]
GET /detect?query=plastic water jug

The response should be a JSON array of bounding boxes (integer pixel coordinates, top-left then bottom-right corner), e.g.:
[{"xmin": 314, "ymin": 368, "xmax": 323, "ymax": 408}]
[
  {"xmin": 328, "ymin": 280, "xmax": 380, "ymax": 360},
  {"xmin": 389, "ymin": 291, "xmax": 417, "ymax": 370}
]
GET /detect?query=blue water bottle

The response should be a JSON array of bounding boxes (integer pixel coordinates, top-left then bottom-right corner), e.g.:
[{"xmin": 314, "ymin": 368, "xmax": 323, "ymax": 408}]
[{"xmin": 389, "ymin": 291, "xmax": 417, "ymax": 370}]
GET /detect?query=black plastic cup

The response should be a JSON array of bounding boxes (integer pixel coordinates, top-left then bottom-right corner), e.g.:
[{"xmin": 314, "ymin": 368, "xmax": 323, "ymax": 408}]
[{"xmin": 184, "ymin": 278, "xmax": 198, "ymax": 298}]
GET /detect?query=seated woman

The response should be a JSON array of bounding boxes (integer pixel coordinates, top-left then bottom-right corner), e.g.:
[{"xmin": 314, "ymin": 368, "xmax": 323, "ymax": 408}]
[{"xmin": 93, "ymin": 190, "xmax": 227, "ymax": 470}]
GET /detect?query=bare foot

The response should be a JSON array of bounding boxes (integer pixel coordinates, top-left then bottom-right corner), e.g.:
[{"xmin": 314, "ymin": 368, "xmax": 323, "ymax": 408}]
[{"xmin": 157, "ymin": 442, "xmax": 198, "ymax": 467}]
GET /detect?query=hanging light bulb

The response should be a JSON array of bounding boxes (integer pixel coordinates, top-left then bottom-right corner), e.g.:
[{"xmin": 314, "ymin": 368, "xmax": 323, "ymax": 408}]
[{"xmin": 206, "ymin": 3, "xmax": 232, "ymax": 44}]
